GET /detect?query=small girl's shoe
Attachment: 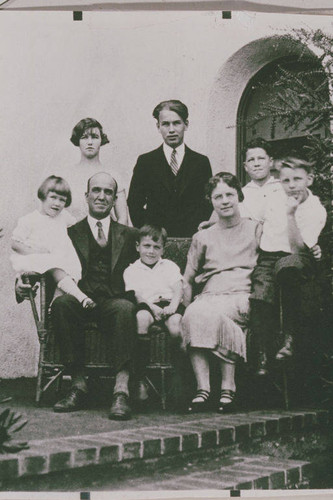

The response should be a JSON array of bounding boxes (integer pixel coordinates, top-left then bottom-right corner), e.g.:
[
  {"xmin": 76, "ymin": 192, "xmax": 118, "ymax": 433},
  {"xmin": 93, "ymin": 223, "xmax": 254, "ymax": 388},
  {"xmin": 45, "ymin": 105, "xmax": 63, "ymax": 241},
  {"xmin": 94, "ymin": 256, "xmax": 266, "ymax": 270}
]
[
  {"xmin": 218, "ymin": 389, "xmax": 235, "ymax": 413},
  {"xmin": 188, "ymin": 389, "xmax": 210, "ymax": 413},
  {"xmin": 81, "ymin": 297, "xmax": 97, "ymax": 310}
]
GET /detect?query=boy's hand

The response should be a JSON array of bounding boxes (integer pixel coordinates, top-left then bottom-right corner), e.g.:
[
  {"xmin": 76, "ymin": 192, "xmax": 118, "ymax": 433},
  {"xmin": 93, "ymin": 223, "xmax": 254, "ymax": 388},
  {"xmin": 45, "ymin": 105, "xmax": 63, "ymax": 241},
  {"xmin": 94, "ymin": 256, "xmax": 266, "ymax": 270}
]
[
  {"xmin": 15, "ymin": 275, "xmax": 38, "ymax": 301},
  {"xmin": 161, "ymin": 304, "xmax": 176, "ymax": 319},
  {"xmin": 150, "ymin": 304, "xmax": 163, "ymax": 321},
  {"xmin": 310, "ymin": 244, "xmax": 322, "ymax": 260},
  {"xmin": 286, "ymin": 195, "xmax": 301, "ymax": 215}
]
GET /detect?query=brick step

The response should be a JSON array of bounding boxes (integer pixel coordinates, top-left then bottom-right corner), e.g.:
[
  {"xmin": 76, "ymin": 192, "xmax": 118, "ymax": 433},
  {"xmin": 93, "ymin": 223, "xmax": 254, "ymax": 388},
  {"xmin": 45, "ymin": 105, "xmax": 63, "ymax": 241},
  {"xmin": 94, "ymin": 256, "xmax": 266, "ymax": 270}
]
[
  {"xmin": 106, "ymin": 454, "xmax": 311, "ymax": 490},
  {"xmin": 0, "ymin": 409, "xmax": 329, "ymax": 486}
]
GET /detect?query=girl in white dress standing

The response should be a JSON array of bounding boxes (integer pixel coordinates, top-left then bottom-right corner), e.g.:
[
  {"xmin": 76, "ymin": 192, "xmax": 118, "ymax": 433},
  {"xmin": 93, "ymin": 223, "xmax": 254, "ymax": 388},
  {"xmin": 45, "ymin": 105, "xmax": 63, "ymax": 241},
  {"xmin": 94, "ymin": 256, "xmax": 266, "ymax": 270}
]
[{"xmin": 11, "ymin": 176, "xmax": 96, "ymax": 309}]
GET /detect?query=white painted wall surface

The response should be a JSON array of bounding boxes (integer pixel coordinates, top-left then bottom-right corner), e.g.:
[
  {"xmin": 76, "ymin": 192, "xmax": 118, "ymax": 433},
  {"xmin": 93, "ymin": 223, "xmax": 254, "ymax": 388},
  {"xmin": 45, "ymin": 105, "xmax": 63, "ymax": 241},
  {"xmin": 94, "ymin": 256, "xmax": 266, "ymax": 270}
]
[{"xmin": 0, "ymin": 10, "xmax": 331, "ymax": 378}]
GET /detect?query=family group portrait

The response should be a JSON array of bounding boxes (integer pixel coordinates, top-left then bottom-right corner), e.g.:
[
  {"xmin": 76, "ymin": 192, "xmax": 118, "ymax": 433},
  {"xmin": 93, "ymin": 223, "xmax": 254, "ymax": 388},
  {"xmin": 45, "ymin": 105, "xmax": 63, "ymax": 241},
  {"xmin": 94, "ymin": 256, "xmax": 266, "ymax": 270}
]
[{"xmin": 0, "ymin": 2, "xmax": 332, "ymax": 495}]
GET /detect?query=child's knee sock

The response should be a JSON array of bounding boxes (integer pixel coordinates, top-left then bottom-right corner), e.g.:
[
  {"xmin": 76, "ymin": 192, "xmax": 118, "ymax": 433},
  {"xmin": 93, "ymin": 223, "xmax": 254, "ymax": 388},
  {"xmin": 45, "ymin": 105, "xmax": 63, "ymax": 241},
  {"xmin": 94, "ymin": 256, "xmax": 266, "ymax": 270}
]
[{"xmin": 57, "ymin": 276, "xmax": 88, "ymax": 304}]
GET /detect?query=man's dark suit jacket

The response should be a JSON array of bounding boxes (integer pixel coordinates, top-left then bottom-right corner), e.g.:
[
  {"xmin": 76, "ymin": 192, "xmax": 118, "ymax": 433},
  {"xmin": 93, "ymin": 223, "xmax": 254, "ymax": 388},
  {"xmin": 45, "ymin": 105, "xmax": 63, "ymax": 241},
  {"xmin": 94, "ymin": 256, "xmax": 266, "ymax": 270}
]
[
  {"xmin": 68, "ymin": 218, "xmax": 138, "ymax": 298},
  {"xmin": 127, "ymin": 145, "xmax": 212, "ymax": 237}
]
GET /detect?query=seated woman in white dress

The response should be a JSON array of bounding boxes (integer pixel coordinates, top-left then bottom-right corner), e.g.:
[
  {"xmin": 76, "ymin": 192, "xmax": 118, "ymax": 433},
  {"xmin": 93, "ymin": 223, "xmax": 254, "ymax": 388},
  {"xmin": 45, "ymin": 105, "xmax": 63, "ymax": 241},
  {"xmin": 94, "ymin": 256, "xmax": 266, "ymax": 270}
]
[
  {"xmin": 60, "ymin": 118, "xmax": 129, "ymax": 223},
  {"xmin": 182, "ymin": 172, "xmax": 261, "ymax": 413},
  {"xmin": 11, "ymin": 176, "xmax": 95, "ymax": 309}
]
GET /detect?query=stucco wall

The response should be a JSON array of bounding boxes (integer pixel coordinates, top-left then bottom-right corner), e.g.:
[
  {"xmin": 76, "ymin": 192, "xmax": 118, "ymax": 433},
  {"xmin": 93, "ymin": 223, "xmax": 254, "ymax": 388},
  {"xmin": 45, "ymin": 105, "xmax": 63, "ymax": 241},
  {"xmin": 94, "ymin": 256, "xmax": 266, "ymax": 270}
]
[{"xmin": 0, "ymin": 10, "xmax": 331, "ymax": 378}]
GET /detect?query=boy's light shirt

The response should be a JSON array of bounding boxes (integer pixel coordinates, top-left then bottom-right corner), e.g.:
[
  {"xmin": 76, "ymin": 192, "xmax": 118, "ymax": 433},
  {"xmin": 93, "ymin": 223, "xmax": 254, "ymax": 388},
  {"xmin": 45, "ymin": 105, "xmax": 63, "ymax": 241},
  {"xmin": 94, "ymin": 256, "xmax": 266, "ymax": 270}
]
[
  {"xmin": 163, "ymin": 142, "xmax": 185, "ymax": 166},
  {"xmin": 260, "ymin": 189, "xmax": 327, "ymax": 253},
  {"xmin": 241, "ymin": 177, "xmax": 282, "ymax": 222},
  {"xmin": 123, "ymin": 257, "xmax": 182, "ymax": 304}
]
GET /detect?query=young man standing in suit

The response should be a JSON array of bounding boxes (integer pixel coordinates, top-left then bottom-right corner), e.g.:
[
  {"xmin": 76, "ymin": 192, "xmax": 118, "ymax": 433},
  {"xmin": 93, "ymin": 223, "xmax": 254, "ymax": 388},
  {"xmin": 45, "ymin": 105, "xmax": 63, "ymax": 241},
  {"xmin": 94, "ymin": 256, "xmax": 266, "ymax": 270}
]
[{"xmin": 128, "ymin": 100, "xmax": 212, "ymax": 237}]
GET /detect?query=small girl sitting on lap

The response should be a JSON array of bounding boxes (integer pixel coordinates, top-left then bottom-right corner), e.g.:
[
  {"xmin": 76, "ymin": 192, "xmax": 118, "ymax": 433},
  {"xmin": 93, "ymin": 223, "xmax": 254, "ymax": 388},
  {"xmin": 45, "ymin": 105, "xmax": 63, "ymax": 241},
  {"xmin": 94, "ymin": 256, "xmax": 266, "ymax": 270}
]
[
  {"xmin": 124, "ymin": 224, "xmax": 184, "ymax": 339},
  {"xmin": 11, "ymin": 175, "xmax": 95, "ymax": 309}
]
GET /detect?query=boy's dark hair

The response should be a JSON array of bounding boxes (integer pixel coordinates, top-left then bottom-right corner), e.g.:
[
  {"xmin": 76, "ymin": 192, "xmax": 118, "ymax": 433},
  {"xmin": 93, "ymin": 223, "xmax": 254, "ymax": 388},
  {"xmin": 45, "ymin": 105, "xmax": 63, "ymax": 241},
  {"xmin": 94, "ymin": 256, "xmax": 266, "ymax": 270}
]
[
  {"xmin": 279, "ymin": 156, "xmax": 314, "ymax": 174},
  {"xmin": 137, "ymin": 224, "xmax": 168, "ymax": 246},
  {"xmin": 152, "ymin": 100, "xmax": 188, "ymax": 123},
  {"xmin": 37, "ymin": 176, "xmax": 72, "ymax": 207},
  {"xmin": 243, "ymin": 137, "xmax": 272, "ymax": 160},
  {"xmin": 70, "ymin": 118, "xmax": 110, "ymax": 147},
  {"xmin": 205, "ymin": 172, "xmax": 244, "ymax": 203}
]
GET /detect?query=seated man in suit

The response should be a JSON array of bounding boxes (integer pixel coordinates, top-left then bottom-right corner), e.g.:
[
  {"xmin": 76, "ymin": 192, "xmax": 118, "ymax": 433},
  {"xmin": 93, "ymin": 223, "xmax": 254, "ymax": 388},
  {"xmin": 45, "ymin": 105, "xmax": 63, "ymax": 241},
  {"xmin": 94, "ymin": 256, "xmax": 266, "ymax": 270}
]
[
  {"xmin": 16, "ymin": 173, "xmax": 138, "ymax": 420},
  {"xmin": 128, "ymin": 100, "xmax": 212, "ymax": 237}
]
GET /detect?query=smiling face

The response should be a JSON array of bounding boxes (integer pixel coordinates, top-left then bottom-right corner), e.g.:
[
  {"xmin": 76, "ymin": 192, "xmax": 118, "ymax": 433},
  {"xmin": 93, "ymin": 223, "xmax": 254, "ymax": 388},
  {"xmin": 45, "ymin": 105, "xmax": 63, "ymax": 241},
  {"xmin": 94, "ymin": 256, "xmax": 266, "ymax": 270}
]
[
  {"xmin": 136, "ymin": 236, "xmax": 164, "ymax": 267},
  {"xmin": 280, "ymin": 166, "xmax": 313, "ymax": 203},
  {"xmin": 210, "ymin": 181, "xmax": 240, "ymax": 219},
  {"xmin": 41, "ymin": 191, "xmax": 67, "ymax": 217},
  {"xmin": 157, "ymin": 109, "xmax": 188, "ymax": 148},
  {"xmin": 85, "ymin": 173, "xmax": 117, "ymax": 219},
  {"xmin": 79, "ymin": 127, "xmax": 102, "ymax": 160},
  {"xmin": 244, "ymin": 147, "xmax": 272, "ymax": 184}
]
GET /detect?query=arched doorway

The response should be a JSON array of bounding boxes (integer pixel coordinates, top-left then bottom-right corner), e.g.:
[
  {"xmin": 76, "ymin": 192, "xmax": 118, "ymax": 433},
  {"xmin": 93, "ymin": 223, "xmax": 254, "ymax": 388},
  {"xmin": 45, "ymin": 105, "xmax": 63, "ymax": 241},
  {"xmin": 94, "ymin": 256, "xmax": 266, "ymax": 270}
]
[{"xmin": 236, "ymin": 56, "xmax": 327, "ymax": 184}]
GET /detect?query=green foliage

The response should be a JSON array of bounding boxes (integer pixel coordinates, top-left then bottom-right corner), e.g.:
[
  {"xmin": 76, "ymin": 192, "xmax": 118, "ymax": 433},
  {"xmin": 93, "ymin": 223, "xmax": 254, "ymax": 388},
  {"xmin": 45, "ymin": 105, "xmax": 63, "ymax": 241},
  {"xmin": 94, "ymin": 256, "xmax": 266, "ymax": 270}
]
[{"xmin": 249, "ymin": 28, "xmax": 332, "ymax": 209}]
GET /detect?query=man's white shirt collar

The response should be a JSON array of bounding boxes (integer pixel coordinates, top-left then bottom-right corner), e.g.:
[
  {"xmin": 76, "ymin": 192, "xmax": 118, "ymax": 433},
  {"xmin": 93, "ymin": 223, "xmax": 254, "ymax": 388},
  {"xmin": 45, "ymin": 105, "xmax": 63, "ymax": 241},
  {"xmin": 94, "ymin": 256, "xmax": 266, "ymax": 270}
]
[
  {"xmin": 163, "ymin": 142, "xmax": 185, "ymax": 166},
  {"xmin": 87, "ymin": 214, "xmax": 111, "ymax": 240},
  {"xmin": 137, "ymin": 258, "xmax": 163, "ymax": 270}
]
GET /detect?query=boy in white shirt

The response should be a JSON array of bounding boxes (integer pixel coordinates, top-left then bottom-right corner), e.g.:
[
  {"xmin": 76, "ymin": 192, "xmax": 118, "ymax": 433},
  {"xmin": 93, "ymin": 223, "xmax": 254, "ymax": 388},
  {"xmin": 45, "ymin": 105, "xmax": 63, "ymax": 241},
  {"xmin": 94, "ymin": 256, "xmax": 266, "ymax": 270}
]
[
  {"xmin": 124, "ymin": 225, "xmax": 184, "ymax": 339},
  {"xmin": 200, "ymin": 138, "xmax": 282, "ymax": 228},
  {"xmin": 250, "ymin": 157, "xmax": 327, "ymax": 375}
]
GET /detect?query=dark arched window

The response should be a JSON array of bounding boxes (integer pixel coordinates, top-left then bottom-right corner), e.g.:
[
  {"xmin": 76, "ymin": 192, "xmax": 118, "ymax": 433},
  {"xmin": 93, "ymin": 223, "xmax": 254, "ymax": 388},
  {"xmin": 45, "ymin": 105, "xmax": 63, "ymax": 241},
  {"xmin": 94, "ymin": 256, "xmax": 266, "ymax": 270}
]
[{"xmin": 236, "ymin": 57, "xmax": 327, "ymax": 185}]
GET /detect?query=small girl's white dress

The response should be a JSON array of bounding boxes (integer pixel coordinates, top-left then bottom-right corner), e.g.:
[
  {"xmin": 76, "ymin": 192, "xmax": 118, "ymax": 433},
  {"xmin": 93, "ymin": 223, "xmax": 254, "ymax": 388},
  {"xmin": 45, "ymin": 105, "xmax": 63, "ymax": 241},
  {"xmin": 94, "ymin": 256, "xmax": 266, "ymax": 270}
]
[{"xmin": 11, "ymin": 209, "xmax": 82, "ymax": 282}]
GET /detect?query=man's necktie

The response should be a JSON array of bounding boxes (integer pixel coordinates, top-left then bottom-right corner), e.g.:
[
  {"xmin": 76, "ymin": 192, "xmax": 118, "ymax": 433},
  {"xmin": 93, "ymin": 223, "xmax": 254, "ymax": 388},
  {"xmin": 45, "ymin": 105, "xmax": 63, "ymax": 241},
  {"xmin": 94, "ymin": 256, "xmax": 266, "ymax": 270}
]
[
  {"xmin": 96, "ymin": 221, "xmax": 108, "ymax": 248},
  {"xmin": 170, "ymin": 149, "xmax": 178, "ymax": 176}
]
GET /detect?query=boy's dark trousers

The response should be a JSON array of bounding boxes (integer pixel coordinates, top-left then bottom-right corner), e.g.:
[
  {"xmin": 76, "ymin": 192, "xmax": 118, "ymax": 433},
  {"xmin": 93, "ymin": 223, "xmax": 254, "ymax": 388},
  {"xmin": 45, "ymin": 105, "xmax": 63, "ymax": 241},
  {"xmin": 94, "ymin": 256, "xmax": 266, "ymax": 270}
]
[{"xmin": 250, "ymin": 250, "xmax": 316, "ymax": 371}]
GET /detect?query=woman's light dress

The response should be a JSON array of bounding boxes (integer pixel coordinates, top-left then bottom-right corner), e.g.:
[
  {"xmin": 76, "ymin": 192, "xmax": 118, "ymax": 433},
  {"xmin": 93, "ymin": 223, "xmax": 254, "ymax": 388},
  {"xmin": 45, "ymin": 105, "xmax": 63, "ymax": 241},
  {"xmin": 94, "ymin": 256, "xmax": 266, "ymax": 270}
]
[{"xmin": 181, "ymin": 218, "xmax": 260, "ymax": 362}]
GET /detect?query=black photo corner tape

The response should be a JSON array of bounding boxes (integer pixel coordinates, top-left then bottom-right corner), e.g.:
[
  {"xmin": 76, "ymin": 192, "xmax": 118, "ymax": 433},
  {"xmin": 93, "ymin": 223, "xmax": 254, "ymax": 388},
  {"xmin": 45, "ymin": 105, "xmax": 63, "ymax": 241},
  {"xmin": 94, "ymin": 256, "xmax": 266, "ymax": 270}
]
[
  {"xmin": 222, "ymin": 11, "xmax": 232, "ymax": 19},
  {"xmin": 230, "ymin": 490, "xmax": 241, "ymax": 497},
  {"xmin": 80, "ymin": 493, "xmax": 90, "ymax": 500},
  {"xmin": 73, "ymin": 11, "xmax": 83, "ymax": 21}
]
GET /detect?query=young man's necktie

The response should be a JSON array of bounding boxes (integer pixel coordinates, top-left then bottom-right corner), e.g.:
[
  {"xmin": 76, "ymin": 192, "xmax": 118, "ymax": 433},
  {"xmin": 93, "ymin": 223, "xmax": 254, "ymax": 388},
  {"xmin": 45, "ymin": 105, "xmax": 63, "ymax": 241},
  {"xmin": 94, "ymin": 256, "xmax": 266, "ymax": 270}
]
[
  {"xmin": 96, "ymin": 221, "xmax": 108, "ymax": 248},
  {"xmin": 170, "ymin": 149, "xmax": 178, "ymax": 176}
]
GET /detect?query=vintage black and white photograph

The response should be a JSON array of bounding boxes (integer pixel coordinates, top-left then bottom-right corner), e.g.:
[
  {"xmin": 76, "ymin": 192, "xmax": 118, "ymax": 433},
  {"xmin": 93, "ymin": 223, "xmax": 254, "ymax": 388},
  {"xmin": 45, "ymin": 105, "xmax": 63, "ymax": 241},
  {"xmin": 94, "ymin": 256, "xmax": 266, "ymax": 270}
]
[{"xmin": 0, "ymin": 0, "xmax": 332, "ymax": 495}]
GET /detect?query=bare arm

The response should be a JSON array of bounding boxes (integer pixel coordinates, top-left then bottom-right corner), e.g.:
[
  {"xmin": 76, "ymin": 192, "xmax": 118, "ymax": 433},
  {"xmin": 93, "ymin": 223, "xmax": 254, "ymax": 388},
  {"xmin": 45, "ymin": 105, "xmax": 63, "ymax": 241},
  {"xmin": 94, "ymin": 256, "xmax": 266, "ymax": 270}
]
[
  {"xmin": 162, "ymin": 280, "xmax": 183, "ymax": 317},
  {"xmin": 183, "ymin": 263, "xmax": 197, "ymax": 307},
  {"xmin": 11, "ymin": 240, "xmax": 48, "ymax": 255},
  {"xmin": 286, "ymin": 197, "xmax": 305, "ymax": 253},
  {"xmin": 114, "ymin": 190, "xmax": 129, "ymax": 225}
]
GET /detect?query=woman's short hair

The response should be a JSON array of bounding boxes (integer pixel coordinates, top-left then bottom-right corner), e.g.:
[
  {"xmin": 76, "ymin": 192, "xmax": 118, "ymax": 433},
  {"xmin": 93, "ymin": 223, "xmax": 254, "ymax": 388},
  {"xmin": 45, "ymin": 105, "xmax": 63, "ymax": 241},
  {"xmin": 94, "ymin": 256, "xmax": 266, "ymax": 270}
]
[
  {"xmin": 37, "ymin": 176, "xmax": 72, "ymax": 207},
  {"xmin": 205, "ymin": 172, "xmax": 244, "ymax": 203},
  {"xmin": 137, "ymin": 224, "xmax": 168, "ymax": 247},
  {"xmin": 70, "ymin": 118, "xmax": 110, "ymax": 147},
  {"xmin": 152, "ymin": 100, "xmax": 189, "ymax": 123}
]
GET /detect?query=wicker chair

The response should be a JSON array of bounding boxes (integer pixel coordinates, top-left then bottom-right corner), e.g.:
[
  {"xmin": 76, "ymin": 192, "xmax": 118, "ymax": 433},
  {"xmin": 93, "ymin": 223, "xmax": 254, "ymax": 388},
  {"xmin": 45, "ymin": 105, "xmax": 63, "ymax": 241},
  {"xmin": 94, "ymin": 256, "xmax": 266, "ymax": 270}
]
[{"xmin": 25, "ymin": 237, "xmax": 191, "ymax": 406}]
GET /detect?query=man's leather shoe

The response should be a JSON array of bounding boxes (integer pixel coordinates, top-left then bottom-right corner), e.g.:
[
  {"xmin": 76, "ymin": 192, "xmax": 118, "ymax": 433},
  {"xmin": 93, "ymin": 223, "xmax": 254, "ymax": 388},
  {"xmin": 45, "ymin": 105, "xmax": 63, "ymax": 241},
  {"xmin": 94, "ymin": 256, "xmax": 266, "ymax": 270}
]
[
  {"xmin": 109, "ymin": 392, "xmax": 131, "ymax": 420},
  {"xmin": 53, "ymin": 387, "xmax": 88, "ymax": 413},
  {"xmin": 256, "ymin": 351, "xmax": 268, "ymax": 376},
  {"xmin": 276, "ymin": 335, "xmax": 293, "ymax": 360}
]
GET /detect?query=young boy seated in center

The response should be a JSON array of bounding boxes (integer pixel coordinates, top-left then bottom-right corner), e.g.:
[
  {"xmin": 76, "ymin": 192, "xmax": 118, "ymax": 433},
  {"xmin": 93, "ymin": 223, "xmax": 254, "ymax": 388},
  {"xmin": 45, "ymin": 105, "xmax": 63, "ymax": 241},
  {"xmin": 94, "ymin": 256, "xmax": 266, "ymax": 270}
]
[
  {"xmin": 250, "ymin": 157, "xmax": 327, "ymax": 375},
  {"xmin": 124, "ymin": 224, "xmax": 184, "ymax": 340}
]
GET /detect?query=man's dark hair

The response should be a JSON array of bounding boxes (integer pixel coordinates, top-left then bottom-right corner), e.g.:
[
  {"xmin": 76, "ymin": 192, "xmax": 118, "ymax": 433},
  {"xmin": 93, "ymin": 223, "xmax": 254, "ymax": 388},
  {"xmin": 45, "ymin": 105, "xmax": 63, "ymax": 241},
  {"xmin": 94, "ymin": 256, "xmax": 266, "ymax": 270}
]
[
  {"xmin": 137, "ymin": 224, "xmax": 168, "ymax": 246},
  {"xmin": 38, "ymin": 175, "xmax": 72, "ymax": 207},
  {"xmin": 205, "ymin": 172, "xmax": 244, "ymax": 203},
  {"xmin": 242, "ymin": 137, "xmax": 272, "ymax": 160},
  {"xmin": 70, "ymin": 117, "xmax": 110, "ymax": 147},
  {"xmin": 152, "ymin": 100, "xmax": 188, "ymax": 123}
]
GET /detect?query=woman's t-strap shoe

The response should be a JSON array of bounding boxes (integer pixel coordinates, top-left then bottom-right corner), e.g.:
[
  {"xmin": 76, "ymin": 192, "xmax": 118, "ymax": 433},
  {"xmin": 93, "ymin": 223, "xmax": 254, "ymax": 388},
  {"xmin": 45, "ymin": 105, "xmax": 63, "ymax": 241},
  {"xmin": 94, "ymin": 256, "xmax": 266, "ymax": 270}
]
[
  {"xmin": 188, "ymin": 389, "xmax": 210, "ymax": 413},
  {"xmin": 218, "ymin": 389, "xmax": 235, "ymax": 413}
]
